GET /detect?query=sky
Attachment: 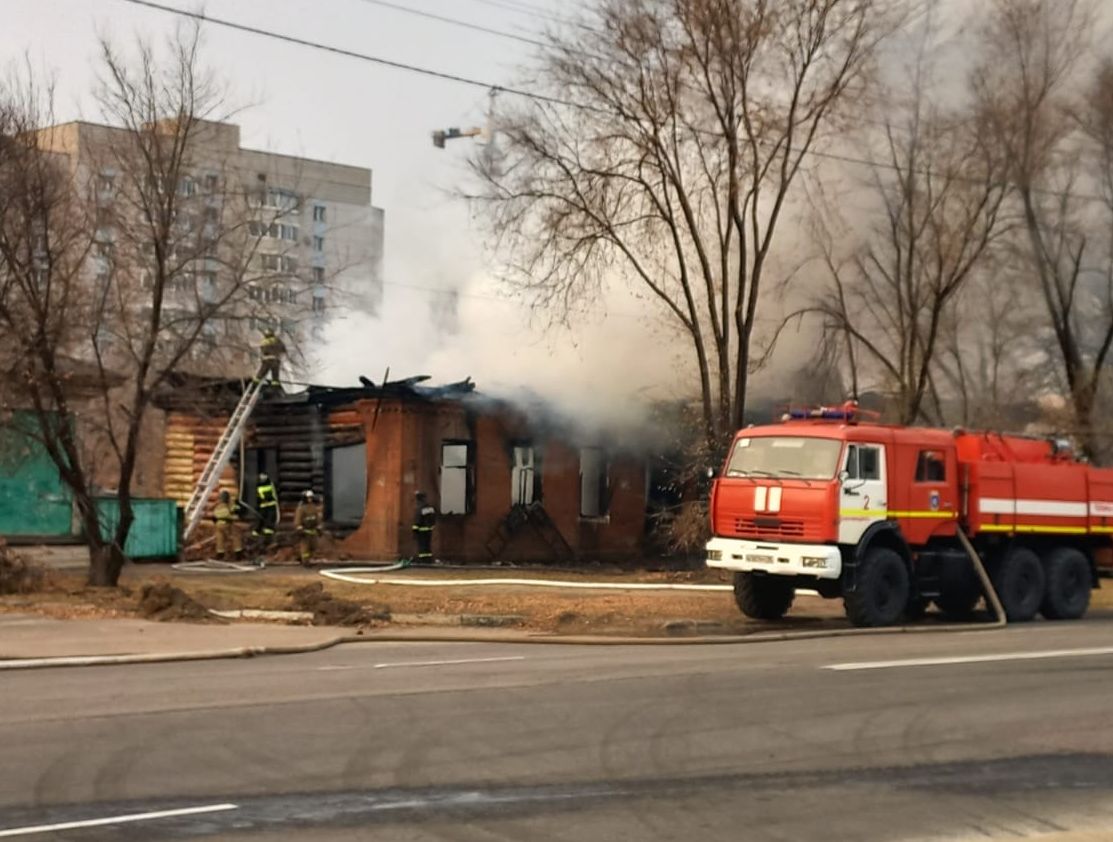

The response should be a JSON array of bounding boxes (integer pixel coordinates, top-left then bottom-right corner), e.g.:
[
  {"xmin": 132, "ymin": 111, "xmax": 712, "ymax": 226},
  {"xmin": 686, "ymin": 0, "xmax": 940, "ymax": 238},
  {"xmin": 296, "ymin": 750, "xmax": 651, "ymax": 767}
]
[{"xmin": 1, "ymin": 0, "xmax": 693, "ymax": 432}]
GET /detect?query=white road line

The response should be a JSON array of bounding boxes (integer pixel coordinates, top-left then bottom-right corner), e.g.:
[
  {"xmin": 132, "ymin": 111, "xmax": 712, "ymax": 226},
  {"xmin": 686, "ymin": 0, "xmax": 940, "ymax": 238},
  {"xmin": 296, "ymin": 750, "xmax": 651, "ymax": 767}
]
[
  {"xmin": 824, "ymin": 646, "xmax": 1113, "ymax": 672},
  {"xmin": 0, "ymin": 803, "xmax": 238, "ymax": 838},
  {"xmin": 373, "ymin": 656, "xmax": 527, "ymax": 670}
]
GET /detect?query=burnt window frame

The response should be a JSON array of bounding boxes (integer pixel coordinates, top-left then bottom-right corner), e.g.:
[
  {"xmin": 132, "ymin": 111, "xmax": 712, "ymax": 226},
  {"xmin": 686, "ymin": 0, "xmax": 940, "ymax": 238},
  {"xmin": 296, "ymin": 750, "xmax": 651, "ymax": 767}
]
[
  {"xmin": 579, "ymin": 446, "xmax": 610, "ymax": 519},
  {"xmin": 439, "ymin": 439, "xmax": 474, "ymax": 515}
]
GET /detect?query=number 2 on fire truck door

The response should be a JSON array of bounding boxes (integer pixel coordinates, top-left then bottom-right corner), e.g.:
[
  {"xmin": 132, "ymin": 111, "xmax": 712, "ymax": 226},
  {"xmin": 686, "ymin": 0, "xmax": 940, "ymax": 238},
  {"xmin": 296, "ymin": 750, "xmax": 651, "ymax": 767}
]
[{"xmin": 839, "ymin": 443, "xmax": 887, "ymax": 544}]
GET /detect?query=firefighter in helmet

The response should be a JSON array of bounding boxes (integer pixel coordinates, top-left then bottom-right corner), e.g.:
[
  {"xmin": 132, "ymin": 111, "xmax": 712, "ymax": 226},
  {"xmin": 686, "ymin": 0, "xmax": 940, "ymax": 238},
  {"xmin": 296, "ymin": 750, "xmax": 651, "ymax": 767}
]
[
  {"xmin": 211, "ymin": 489, "xmax": 244, "ymax": 562},
  {"xmin": 295, "ymin": 489, "xmax": 322, "ymax": 566},
  {"xmin": 257, "ymin": 328, "xmax": 286, "ymax": 388},
  {"xmin": 253, "ymin": 472, "xmax": 279, "ymax": 550},
  {"xmin": 410, "ymin": 490, "xmax": 436, "ymax": 566}
]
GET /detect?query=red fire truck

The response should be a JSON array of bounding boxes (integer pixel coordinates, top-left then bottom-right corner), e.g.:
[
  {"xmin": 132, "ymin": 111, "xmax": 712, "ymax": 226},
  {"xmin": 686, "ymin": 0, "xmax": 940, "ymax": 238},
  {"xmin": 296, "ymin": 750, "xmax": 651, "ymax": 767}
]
[{"xmin": 706, "ymin": 403, "xmax": 1113, "ymax": 627}]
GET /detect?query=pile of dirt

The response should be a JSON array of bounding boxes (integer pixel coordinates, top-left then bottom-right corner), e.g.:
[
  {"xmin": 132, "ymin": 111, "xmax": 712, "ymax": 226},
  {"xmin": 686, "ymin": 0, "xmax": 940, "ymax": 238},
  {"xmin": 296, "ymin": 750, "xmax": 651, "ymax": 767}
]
[
  {"xmin": 137, "ymin": 580, "xmax": 211, "ymax": 621},
  {"xmin": 288, "ymin": 581, "xmax": 389, "ymax": 627},
  {"xmin": 0, "ymin": 540, "xmax": 49, "ymax": 595}
]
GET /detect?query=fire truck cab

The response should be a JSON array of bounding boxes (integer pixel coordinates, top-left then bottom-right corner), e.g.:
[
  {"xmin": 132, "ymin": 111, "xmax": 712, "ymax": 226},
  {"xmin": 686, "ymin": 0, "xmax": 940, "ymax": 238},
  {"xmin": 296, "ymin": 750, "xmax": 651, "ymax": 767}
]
[{"xmin": 706, "ymin": 404, "xmax": 1108, "ymax": 627}]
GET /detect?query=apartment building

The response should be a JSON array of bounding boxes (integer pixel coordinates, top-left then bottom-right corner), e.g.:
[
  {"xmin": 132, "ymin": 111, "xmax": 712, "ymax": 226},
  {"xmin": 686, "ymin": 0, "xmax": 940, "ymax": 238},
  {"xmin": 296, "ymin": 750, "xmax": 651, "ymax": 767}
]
[{"xmin": 35, "ymin": 118, "xmax": 385, "ymax": 375}]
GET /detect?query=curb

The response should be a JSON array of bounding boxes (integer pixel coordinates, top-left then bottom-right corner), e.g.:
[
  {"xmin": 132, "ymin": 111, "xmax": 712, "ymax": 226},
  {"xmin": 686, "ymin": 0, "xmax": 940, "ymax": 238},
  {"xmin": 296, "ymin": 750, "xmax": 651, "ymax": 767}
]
[
  {"xmin": 0, "ymin": 637, "xmax": 346, "ymax": 671},
  {"xmin": 340, "ymin": 619, "xmax": 1004, "ymax": 647}
]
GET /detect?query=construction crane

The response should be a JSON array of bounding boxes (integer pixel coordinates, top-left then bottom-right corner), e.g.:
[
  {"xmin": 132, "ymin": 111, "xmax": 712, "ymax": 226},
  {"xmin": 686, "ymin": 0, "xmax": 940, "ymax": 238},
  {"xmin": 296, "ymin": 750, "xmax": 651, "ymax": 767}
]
[{"xmin": 181, "ymin": 378, "xmax": 266, "ymax": 541}]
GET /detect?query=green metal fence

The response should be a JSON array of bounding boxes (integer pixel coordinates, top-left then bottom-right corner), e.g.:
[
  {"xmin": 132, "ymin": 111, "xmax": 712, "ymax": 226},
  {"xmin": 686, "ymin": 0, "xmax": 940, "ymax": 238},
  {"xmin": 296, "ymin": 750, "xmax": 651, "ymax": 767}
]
[
  {"xmin": 0, "ymin": 413, "xmax": 74, "ymax": 538},
  {"xmin": 94, "ymin": 498, "xmax": 182, "ymax": 560}
]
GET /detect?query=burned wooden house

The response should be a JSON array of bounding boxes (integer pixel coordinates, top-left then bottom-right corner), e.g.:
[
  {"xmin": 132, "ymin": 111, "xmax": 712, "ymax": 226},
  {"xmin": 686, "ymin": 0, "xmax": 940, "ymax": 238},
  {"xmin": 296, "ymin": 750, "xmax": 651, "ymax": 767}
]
[{"xmin": 155, "ymin": 376, "xmax": 648, "ymax": 563}]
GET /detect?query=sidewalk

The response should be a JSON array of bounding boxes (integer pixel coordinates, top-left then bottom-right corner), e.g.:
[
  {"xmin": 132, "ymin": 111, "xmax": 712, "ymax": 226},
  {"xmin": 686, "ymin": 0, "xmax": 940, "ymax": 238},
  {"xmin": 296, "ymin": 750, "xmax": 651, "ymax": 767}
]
[{"xmin": 0, "ymin": 613, "xmax": 348, "ymax": 667}]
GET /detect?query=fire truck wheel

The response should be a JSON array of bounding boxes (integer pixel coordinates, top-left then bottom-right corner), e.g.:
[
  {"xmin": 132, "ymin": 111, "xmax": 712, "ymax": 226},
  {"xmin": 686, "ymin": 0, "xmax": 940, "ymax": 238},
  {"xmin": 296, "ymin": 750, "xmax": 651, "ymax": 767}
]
[
  {"xmin": 844, "ymin": 547, "xmax": 909, "ymax": 627},
  {"xmin": 733, "ymin": 572, "xmax": 795, "ymax": 620},
  {"xmin": 992, "ymin": 546, "xmax": 1045, "ymax": 622},
  {"xmin": 1040, "ymin": 547, "xmax": 1092, "ymax": 620}
]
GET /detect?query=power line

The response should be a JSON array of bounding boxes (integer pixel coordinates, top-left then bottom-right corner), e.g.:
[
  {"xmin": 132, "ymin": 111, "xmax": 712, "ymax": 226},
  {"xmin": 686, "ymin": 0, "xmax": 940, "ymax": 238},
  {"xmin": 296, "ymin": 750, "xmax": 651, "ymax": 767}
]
[
  {"xmin": 355, "ymin": 0, "xmax": 549, "ymax": 49},
  {"xmin": 461, "ymin": 0, "xmax": 595, "ymax": 31},
  {"xmin": 116, "ymin": 0, "xmax": 584, "ymax": 111},
  {"xmin": 116, "ymin": 0, "xmax": 1108, "ymax": 205}
]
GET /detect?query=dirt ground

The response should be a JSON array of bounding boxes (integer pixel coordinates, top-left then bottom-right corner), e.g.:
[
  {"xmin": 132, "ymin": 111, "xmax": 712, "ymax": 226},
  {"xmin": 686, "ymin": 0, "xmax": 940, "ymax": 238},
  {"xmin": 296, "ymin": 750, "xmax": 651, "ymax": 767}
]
[{"xmin": 1, "ymin": 559, "xmax": 1110, "ymax": 636}]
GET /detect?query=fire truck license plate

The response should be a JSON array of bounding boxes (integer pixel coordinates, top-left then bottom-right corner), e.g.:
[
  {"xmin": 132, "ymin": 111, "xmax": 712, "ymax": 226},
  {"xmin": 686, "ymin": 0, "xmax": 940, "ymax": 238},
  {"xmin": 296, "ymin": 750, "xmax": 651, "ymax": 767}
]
[{"xmin": 745, "ymin": 553, "xmax": 773, "ymax": 564}]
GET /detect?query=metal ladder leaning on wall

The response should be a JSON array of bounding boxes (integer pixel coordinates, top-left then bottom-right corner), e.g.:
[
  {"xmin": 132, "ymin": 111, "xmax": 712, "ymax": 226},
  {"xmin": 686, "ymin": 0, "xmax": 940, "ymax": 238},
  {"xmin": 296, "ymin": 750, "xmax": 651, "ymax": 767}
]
[{"xmin": 182, "ymin": 378, "xmax": 267, "ymax": 541}]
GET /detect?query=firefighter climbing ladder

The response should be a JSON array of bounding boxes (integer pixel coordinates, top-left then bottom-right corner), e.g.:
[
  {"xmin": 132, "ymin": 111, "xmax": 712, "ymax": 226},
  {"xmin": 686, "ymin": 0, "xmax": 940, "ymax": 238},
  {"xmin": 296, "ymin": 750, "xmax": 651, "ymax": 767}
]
[{"xmin": 182, "ymin": 378, "xmax": 266, "ymax": 541}]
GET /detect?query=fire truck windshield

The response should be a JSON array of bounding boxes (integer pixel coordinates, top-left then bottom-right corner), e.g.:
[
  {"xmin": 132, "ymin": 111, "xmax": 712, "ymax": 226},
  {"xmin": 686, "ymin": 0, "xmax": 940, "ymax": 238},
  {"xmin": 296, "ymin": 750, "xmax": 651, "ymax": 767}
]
[{"xmin": 725, "ymin": 436, "xmax": 843, "ymax": 480}]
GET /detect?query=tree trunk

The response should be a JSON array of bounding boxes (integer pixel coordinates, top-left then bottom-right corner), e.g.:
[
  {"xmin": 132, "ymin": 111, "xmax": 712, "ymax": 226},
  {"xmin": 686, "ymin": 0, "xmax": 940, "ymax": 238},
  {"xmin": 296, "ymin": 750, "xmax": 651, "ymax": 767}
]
[{"xmin": 87, "ymin": 542, "xmax": 128, "ymax": 588}]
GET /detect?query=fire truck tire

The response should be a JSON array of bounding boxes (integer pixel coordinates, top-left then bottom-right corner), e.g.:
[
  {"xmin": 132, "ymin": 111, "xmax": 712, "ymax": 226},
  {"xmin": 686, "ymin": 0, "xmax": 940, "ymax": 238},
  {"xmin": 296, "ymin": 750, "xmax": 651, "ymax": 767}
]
[
  {"xmin": 733, "ymin": 573, "xmax": 795, "ymax": 620},
  {"xmin": 992, "ymin": 546, "xmax": 1045, "ymax": 622},
  {"xmin": 844, "ymin": 547, "xmax": 909, "ymax": 627},
  {"xmin": 1040, "ymin": 547, "xmax": 1091, "ymax": 620}
]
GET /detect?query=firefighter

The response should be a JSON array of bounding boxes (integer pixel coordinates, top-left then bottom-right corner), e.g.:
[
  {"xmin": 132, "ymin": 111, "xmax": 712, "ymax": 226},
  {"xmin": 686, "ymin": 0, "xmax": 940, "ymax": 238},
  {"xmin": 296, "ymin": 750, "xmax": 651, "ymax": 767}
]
[
  {"xmin": 257, "ymin": 328, "xmax": 286, "ymax": 388},
  {"xmin": 253, "ymin": 472, "xmax": 279, "ymax": 549},
  {"xmin": 211, "ymin": 490, "xmax": 244, "ymax": 562},
  {"xmin": 295, "ymin": 489, "xmax": 322, "ymax": 566},
  {"xmin": 410, "ymin": 490, "xmax": 436, "ymax": 566}
]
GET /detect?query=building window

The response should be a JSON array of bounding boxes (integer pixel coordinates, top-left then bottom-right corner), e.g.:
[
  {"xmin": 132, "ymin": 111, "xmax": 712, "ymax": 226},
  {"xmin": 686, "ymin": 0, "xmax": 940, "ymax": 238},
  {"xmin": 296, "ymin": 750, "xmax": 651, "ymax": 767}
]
[
  {"xmin": 281, "ymin": 255, "xmax": 298, "ymax": 273},
  {"xmin": 511, "ymin": 444, "xmax": 538, "ymax": 506},
  {"xmin": 312, "ymin": 294, "xmax": 325, "ymax": 313},
  {"xmin": 313, "ymin": 204, "xmax": 326, "ymax": 223},
  {"xmin": 579, "ymin": 447, "xmax": 608, "ymax": 518},
  {"xmin": 915, "ymin": 450, "xmax": 946, "ymax": 482},
  {"xmin": 97, "ymin": 172, "xmax": 115, "ymax": 194},
  {"xmin": 844, "ymin": 444, "xmax": 881, "ymax": 481},
  {"xmin": 264, "ymin": 187, "xmax": 298, "ymax": 211},
  {"xmin": 312, "ymin": 266, "xmax": 325, "ymax": 285},
  {"xmin": 281, "ymin": 224, "xmax": 298, "ymax": 242},
  {"xmin": 312, "ymin": 235, "xmax": 324, "ymax": 252},
  {"xmin": 440, "ymin": 441, "xmax": 472, "ymax": 515},
  {"xmin": 327, "ymin": 442, "xmax": 366, "ymax": 524},
  {"xmin": 179, "ymin": 176, "xmax": 196, "ymax": 197},
  {"xmin": 203, "ymin": 173, "xmax": 219, "ymax": 193},
  {"xmin": 261, "ymin": 253, "xmax": 281, "ymax": 272}
]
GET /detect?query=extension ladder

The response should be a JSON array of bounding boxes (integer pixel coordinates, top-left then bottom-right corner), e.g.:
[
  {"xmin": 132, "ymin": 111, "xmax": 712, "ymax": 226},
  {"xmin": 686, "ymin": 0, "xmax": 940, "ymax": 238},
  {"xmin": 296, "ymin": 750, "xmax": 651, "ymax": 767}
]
[{"xmin": 182, "ymin": 378, "xmax": 266, "ymax": 541}]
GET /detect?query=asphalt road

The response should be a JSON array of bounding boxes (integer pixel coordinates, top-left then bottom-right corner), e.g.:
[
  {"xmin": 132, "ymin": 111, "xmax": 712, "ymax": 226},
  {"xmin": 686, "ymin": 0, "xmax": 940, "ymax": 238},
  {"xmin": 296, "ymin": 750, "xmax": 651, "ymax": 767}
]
[{"xmin": 5, "ymin": 622, "xmax": 1113, "ymax": 841}]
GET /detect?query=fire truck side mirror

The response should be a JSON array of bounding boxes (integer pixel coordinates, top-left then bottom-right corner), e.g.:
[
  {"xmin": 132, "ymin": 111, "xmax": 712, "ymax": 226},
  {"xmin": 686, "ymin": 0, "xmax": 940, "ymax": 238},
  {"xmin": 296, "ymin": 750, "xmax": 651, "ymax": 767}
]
[
  {"xmin": 706, "ymin": 466, "xmax": 717, "ymax": 480},
  {"xmin": 838, "ymin": 469, "xmax": 850, "ymax": 484}
]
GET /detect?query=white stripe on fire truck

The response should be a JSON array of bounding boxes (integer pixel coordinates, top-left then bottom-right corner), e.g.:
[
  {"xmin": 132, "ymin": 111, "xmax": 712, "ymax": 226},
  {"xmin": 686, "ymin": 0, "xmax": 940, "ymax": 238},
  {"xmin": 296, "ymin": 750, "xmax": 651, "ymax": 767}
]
[
  {"xmin": 754, "ymin": 486, "xmax": 767, "ymax": 511},
  {"xmin": 767, "ymin": 486, "xmax": 782, "ymax": 513},
  {"xmin": 978, "ymin": 498, "xmax": 1089, "ymax": 517}
]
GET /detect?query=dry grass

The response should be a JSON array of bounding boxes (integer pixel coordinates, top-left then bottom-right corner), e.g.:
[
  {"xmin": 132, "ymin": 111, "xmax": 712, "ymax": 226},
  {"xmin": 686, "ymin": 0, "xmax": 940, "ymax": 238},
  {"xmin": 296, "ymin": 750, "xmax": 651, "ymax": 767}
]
[{"xmin": 1, "ymin": 563, "xmax": 1109, "ymax": 635}]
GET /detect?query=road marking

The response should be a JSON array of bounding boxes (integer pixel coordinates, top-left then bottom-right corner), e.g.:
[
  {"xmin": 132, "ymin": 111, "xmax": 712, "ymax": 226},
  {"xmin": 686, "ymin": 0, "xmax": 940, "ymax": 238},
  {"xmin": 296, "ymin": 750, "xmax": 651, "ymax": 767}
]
[
  {"xmin": 373, "ymin": 656, "xmax": 527, "ymax": 670},
  {"xmin": 0, "ymin": 803, "xmax": 238, "ymax": 837},
  {"xmin": 824, "ymin": 646, "xmax": 1113, "ymax": 672}
]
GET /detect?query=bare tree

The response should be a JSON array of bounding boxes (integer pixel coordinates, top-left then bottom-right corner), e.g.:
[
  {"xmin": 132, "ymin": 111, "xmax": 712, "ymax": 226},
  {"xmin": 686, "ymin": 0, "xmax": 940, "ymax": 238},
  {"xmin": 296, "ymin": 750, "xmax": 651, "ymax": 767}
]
[
  {"xmin": 471, "ymin": 0, "xmax": 900, "ymax": 448},
  {"xmin": 0, "ymin": 26, "xmax": 302, "ymax": 586},
  {"xmin": 934, "ymin": 266, "xmax": 1046, "ymax": 428},
  {"xmin": 809, "ymin": 10, "xmax": 1009, "ymax": 425},
  {"xmin": 975, "ymin": 0, "xmax": 1113, "ymax": 459}
]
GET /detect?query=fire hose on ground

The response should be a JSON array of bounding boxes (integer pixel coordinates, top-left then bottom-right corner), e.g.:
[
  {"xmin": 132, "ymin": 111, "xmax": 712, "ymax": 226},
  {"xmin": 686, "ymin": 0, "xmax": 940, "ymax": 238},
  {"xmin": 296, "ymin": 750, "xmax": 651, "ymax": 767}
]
[{"xmin": 318, "ymin": 530, "xmax": 1008, "ymax": 640}]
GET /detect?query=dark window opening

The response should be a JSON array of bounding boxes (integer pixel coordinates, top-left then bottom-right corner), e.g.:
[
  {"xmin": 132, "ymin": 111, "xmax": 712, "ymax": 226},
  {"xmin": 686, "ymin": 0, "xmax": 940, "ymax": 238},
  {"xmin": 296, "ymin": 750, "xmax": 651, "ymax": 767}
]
[
  {"xmin": 243, "ymin": 447, "xmax": 279, "ymax": 509},
  {"xmin": 580, "ymin": 447, "xmax": 608, "ymax": 518},
  {"xmin": 327, "ymin": 442, "xmax": 366, "ymax": 524}
]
